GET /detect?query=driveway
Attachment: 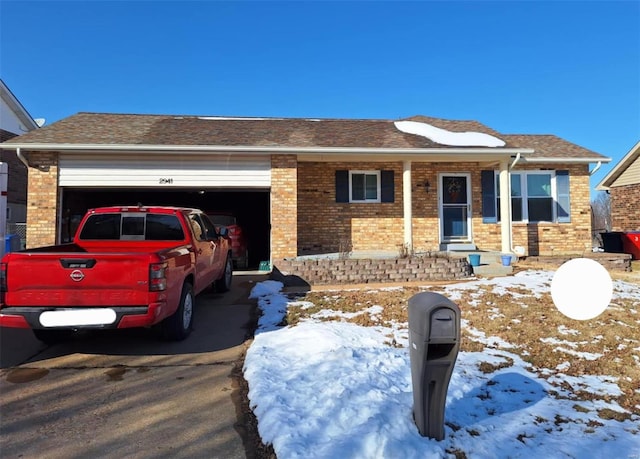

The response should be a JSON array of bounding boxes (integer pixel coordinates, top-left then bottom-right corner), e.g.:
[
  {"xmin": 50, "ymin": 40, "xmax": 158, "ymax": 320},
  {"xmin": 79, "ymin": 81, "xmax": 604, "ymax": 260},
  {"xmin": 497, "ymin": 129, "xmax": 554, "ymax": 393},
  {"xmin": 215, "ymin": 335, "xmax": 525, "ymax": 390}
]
[{"xmin": 0, "ymin": 273, "xmax": 268, "ymax": 459}]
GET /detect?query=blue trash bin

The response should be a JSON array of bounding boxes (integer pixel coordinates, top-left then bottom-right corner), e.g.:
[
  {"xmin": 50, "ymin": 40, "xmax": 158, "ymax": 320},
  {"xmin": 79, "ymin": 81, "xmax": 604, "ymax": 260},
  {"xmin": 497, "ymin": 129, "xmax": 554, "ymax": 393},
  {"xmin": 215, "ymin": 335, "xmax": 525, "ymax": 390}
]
[{"xmin": 5, "ymin": 234, "xmax": 21, "ymax": 254}]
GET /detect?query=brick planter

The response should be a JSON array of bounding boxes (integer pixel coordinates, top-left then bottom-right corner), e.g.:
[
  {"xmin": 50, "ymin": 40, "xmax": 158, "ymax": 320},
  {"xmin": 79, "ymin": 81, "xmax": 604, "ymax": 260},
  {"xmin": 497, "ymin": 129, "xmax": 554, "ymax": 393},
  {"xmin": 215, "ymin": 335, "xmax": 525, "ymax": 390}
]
[{"xmin": 272, "ymin": 254, "xmax": 473, "ymax": 286}]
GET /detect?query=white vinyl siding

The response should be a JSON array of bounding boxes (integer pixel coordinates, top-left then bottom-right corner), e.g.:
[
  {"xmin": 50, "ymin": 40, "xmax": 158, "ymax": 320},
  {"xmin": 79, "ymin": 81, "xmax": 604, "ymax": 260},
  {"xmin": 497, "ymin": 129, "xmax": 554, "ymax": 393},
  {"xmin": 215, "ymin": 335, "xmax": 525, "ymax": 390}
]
[{"xmin": 59, "ymin": 154, "xmax": 271, "ymax": 187}]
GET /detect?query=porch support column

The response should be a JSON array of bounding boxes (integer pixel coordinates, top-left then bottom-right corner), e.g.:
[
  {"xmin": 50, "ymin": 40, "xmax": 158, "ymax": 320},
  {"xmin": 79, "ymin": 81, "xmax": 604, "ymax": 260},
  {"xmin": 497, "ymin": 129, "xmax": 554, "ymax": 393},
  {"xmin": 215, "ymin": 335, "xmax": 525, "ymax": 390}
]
[
  {"xmin": 498, "ymin": 159, "xmax": 512, "ymax": 254},
  {"xmin": 403, "ymin": 160, "xmax": 412, "ymax": 252}
]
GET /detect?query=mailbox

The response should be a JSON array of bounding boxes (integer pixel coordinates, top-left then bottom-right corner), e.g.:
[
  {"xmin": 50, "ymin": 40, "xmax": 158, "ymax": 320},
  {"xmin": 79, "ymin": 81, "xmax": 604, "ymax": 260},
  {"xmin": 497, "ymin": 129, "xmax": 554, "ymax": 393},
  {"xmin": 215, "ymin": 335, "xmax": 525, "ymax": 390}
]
[{"xmin": 408, "ymin": 292, "xmax": 461, "ymax": 440}]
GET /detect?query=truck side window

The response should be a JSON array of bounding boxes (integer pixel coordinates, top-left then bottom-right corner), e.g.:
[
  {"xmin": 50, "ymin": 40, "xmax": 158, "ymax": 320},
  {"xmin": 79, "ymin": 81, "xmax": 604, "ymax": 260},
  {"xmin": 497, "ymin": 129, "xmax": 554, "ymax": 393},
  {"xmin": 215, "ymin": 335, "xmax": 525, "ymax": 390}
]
[
  {"xmin": 200, "ymin": 214, "xmax": 219, "ymax": 240},
  {"xmin": 189, "ymin": 215, "xmax": 206, "ymax": 241}
]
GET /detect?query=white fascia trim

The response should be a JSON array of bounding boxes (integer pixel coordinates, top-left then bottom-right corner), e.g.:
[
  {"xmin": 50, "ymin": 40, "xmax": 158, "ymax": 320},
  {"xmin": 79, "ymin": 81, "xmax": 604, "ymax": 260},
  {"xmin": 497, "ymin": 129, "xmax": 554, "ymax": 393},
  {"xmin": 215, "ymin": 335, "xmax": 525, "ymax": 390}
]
[
  {"xmin": 521, "ymin": 157, "xmax": 612, "ymax": 164},
  {"xmin": 1, "ymin": 143, "xmax": 535, "ymax": 156}
]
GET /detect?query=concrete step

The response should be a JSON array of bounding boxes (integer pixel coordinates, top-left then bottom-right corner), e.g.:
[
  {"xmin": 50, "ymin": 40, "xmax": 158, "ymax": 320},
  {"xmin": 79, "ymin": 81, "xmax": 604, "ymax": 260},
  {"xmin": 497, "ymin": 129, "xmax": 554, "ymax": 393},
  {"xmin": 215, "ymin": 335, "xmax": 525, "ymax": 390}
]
[{"xmin": 472, "ymin": 264, "xmax": 513, "ymax": 277}]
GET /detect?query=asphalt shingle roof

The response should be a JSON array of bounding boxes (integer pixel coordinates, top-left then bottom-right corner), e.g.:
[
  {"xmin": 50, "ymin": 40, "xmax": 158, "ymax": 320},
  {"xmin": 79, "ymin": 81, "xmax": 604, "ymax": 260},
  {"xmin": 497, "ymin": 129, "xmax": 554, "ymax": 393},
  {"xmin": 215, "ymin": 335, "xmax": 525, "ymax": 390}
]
[{"xmin": 2, "ymin": 112, "xmax": 607, "ymax": 160}]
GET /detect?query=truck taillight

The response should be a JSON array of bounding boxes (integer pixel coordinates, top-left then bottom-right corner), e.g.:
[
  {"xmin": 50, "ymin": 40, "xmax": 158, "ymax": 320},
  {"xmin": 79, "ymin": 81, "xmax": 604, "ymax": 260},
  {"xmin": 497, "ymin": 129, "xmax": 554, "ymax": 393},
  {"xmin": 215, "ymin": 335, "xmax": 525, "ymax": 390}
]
[{"xmin": 149, "ymin": 262, "xmax": 167, "ymax": 291}]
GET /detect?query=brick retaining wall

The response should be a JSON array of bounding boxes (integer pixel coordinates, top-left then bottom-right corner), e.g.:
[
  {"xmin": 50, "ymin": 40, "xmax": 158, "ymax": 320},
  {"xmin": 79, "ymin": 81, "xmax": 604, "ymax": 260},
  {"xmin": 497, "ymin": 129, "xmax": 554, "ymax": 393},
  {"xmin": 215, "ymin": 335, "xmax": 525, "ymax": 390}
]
[{"xmin": 272, "ymin": 255, "xmax": 473, "ymax": 286}]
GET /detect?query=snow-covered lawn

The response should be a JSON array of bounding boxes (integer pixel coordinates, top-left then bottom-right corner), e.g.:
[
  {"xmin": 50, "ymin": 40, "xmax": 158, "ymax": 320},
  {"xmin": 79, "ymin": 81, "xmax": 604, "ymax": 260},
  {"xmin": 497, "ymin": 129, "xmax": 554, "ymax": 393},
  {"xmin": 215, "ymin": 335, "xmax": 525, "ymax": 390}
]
[{"xmin": 243, "ymin": 271, "xmax": 640, "ymax": 458}]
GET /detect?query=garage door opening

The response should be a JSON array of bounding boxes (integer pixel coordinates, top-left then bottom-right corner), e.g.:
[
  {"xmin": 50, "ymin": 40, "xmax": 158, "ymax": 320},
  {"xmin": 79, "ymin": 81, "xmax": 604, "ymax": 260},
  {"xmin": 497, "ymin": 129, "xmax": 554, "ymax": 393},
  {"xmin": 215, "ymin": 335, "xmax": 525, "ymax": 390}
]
[{"xmin": 61, "ymin": 188, "xmax": 270, "ymax": 271}]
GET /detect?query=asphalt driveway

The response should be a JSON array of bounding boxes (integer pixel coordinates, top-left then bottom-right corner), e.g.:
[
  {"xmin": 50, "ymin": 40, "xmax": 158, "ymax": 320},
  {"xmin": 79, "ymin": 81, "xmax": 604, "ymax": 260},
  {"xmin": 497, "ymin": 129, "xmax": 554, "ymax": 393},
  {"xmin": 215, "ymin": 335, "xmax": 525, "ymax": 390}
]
[{"xmin": 0, "ymin": 273, "xmax": 268, "ymax": 459}]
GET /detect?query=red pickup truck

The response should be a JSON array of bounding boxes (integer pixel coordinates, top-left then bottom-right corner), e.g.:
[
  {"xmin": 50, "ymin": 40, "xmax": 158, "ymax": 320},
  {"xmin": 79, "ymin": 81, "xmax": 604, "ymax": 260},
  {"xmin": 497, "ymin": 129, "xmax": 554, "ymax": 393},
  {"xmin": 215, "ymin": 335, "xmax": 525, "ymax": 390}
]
[{"xmin": 0, "ymin": 206, "xmax": 233, "ymax": 343}]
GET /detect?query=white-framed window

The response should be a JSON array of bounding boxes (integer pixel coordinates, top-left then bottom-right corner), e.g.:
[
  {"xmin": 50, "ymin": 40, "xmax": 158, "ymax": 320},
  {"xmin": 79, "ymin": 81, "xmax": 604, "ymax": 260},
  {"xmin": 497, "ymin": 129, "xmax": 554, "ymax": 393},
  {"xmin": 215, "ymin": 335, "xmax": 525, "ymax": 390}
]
[
  {"xmin": 349, "ymin": 171, "xmax": 381, "ymax": 203},
  {"xmin": 493, "ymin": 171, "xmax": 570, "ymax": 223}
]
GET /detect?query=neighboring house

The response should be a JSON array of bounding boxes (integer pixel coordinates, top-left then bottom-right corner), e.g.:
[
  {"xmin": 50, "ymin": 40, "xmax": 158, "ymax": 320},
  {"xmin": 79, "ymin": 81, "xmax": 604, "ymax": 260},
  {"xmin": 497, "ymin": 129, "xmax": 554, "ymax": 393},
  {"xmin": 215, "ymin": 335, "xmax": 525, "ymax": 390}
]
[
  {"xmin": 0, "ymin": 80, "xmax": 42, "ymax": 242},
  {"xmin": 0, "ymin": 112, "xmax": 609, "ymax": 268},
  {"xmin": 596, "ymin": 140, "xmax": 640, "ymax": 231}
]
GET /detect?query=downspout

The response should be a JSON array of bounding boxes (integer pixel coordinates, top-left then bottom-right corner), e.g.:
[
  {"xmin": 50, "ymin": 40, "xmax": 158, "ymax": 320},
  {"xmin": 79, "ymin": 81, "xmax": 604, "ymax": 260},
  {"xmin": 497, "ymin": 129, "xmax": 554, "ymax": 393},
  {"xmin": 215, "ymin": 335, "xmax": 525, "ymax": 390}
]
[
  {"xmin": 510, "ymin": 152, "xmax": 521, "ymax": 169},
  {"xmin": 16, "ymin": 147, "xmax": 30, "ymax": 169},
  {"xmin": 590, "ymin": 161, "xmax": 602, "ymax": 176}
]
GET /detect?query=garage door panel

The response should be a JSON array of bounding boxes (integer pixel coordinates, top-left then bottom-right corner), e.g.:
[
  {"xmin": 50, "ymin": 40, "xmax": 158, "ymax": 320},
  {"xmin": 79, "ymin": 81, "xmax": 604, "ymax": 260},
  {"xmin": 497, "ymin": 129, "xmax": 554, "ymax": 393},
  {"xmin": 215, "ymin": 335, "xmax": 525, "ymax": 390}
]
[{"xmin": 59, "ymin": 155, "xmax": 271, "ymax": 187}]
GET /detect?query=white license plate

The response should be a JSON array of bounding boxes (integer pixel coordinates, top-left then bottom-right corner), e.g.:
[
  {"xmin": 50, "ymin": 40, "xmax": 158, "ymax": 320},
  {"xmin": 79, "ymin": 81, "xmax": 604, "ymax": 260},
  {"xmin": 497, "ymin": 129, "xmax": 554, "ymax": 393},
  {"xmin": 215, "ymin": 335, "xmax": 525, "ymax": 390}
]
[{"xmin": 39, "ymin": 309, "xmax": 117, "ymax": 327}]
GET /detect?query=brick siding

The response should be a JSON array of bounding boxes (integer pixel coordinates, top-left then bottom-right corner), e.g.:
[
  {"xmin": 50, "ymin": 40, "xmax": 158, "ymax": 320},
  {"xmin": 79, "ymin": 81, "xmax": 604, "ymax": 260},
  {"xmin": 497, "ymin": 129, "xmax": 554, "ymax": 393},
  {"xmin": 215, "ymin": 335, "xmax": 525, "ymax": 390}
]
[
  {"xmin": 610, "ymin": 183, "xmax": 640, "ymax": 231},
  {"xmin": 271, "ymin": 155, "xmax": 298, "ymax": 260},
  {"xmin": 24, "ymin": 152, "xmax": 594, "ymax": 260},
  {"xmin": 25, "ymin": 152, "xmax": 59, "ymax": 248},
  {"xmin": 294, "ymin": 161, "xmax": 592, "ymax": 259}
]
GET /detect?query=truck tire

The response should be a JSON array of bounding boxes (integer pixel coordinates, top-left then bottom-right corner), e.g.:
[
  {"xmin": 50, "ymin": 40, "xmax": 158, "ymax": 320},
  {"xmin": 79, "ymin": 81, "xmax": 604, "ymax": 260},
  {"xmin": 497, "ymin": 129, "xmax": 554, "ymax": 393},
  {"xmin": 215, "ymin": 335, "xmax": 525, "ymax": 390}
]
[
  {"xmin": 161, "ymin": 282, "xmax": 194, "ymax": 341},
  {"xmin": 33, "ymin": 329, "xmax": 74, "ymax": 344},
  {"xmin": 215, "ymin": 253, "xmax": 233, "ymax": 292}
]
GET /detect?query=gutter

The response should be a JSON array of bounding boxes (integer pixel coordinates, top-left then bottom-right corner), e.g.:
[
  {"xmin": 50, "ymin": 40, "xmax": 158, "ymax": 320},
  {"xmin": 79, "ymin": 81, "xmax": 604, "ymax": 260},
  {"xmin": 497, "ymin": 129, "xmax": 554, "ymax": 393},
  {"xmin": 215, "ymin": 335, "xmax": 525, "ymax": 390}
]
[
  {"xmin": 521, "ymin": 157, "xmax": 611, "ymax": 164},
  {"xmin": 0, "ymin": 143, "xmax": 535, "ymax": 156}
]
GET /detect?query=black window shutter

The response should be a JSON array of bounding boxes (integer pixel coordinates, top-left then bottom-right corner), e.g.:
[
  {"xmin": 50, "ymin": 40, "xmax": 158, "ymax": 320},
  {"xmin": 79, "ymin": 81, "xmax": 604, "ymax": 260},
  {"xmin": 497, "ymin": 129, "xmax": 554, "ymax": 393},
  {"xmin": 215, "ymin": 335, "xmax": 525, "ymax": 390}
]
[
  {"xmin": 481, "ymin": 170, "xmax": 497, "ymax": 223},
  {"xmin": 380, "ymin": 170, "xmax": 394, "ymax": 203},
  {"xmin": 335, "ymin": 170, "xmax": 349, "ymax": 203}
]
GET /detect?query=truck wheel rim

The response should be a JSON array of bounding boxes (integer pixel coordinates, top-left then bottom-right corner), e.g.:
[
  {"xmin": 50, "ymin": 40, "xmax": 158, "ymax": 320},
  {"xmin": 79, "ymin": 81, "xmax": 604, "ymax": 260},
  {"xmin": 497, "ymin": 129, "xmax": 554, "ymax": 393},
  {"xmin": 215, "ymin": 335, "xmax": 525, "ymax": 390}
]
[{"xmin": 183, "ymin": 293, "xmax": 193, "ymax": 329}]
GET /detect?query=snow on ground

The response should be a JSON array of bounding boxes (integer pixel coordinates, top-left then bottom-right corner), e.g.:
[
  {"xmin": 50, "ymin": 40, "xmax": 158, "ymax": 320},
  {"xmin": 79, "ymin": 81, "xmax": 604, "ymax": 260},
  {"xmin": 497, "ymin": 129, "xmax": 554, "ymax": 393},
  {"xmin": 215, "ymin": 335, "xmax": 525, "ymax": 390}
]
[{"xmin": 244, "ymin": 272, "xmax": 640, "ymax": 459}]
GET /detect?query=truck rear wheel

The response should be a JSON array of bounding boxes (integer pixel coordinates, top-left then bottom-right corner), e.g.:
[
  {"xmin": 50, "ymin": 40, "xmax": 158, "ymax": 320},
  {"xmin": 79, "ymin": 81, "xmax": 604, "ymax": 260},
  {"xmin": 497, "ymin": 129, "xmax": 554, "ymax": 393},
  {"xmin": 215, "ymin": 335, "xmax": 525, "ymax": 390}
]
[
  {"xmin": 33, "ymin": 329, "xmax": 74, "ymax": 344},
  {"xmin": 161, "ymin": 282, "xmax": 194, "ymax": 341},
  {"xmin": 215, "ymin": 253, "xmax": 233, "ymax": 293}
]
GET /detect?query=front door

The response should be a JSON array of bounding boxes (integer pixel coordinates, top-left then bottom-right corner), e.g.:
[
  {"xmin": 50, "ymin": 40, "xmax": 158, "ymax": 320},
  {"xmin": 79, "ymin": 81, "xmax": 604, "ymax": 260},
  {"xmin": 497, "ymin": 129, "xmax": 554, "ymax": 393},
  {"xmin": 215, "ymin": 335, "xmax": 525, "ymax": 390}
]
[{"xmin": 439, "ymin": 173, "xmax": 472, "ymax": 243}]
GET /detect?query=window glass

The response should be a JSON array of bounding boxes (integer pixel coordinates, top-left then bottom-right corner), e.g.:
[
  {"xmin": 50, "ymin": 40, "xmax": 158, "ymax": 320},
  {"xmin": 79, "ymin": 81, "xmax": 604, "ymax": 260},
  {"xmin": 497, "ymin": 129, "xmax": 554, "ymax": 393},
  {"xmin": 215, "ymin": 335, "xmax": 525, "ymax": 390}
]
[
  {"xmin": 511, "ymin": 175, "xmax": 522, "ymax": 197},
  {"xmin": 527, "ymin": 174, "xmax": 552, "ymax": 197},
  {"xmin": 145, "ymin": 215, "xmax": 184, "ymax": 240},
  {"xmin": 352, "ymin": 173, "xmax": 365, "ymax": 201},
  {"xmin": 199, "ymin": 214, "xmax": 219, "ymax": 239},
  {"xmin": 528, "ymin": 198, "xmax": 553, "ymax": 222},
  {"xmin": 122, "ymin": 216, "xmax": 145, "ymax": 236},
  {"xmin": 79, "ymin": 214, "xmax": 120, "ymax": 240},
  {"xmin": 365, "ymin": 175, "xmax": 377, "ymax": 200},
  {"xmin": 189, "ymin": 215, "xmax": 206, "ymax": 241},
  {"xmin": 350, "ymin": 172, "xmax": 379, "ymax": 202}
]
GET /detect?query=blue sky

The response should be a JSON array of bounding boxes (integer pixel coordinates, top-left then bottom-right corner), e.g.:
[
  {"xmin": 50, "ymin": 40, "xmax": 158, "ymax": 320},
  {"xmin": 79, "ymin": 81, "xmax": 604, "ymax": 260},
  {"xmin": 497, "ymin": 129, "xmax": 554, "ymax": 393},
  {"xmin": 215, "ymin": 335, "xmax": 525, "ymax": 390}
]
[{"xmin": 1, "ymin": 1, "xmax": 638, "ymax": 192}]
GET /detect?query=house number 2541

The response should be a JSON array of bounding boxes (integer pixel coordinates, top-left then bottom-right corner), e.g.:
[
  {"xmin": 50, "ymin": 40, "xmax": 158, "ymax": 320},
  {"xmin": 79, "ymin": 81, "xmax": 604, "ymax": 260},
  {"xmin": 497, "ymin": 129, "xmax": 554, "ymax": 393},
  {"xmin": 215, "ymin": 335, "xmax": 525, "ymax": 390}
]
[{"xmin": 159, "ymin": 178, "xmax": 174, "ymax": 184}]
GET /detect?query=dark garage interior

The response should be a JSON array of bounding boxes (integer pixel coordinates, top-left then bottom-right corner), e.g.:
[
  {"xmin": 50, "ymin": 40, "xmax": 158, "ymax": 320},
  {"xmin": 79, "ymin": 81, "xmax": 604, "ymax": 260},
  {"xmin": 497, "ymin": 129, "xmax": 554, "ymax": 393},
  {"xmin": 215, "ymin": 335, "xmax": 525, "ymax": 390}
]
[{"xmin": 60, "ymin": 188, "xmax": 270, "ymax": 270}]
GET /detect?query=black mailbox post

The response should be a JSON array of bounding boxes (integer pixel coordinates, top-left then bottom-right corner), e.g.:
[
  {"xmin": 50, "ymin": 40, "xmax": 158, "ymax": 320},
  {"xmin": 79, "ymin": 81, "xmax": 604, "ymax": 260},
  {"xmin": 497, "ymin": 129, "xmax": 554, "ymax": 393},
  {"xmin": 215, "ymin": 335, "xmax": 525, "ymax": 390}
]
[{"xmin": 408, "ymin": 292, "xmax": 461, "ymax": 440}]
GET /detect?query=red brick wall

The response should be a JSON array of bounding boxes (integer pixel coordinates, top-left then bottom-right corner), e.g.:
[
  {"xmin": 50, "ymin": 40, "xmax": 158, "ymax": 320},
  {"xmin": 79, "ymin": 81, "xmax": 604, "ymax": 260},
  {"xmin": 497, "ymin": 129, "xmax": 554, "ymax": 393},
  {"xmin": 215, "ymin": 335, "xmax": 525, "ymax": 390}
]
[{"xmin": 610, "ymin": 183, "xmax": 640, "ymax": 231}]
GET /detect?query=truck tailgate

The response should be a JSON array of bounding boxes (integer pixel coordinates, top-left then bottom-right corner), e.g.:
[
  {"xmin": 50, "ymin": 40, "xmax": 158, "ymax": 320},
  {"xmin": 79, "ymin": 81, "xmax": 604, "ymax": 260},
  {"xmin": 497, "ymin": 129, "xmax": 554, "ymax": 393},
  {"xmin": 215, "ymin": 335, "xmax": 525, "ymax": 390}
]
[{"xmin": 4, "ymin": 253, "xmax": 155, "ymax": 307}]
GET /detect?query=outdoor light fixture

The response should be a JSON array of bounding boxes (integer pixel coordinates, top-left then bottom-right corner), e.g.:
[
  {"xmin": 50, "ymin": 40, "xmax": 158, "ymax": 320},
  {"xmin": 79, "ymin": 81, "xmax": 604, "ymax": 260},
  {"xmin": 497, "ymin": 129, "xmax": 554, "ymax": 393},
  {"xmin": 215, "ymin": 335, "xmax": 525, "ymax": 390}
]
[{"xmin": 424, "ymin": 180, "xmax": 431, "ymax": 193}]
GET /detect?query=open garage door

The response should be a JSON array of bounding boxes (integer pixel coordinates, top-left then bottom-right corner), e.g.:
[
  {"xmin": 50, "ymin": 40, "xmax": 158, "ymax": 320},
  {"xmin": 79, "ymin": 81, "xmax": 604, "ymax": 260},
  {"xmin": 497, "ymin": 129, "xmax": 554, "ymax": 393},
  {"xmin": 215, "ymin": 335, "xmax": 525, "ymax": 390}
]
[
  {"xmin": 60, "ymin": 188, "xmax": 270, "ymax": 271},
  {"xmin": 58, "ymin": 154, "xmax": 271, "ymax": 270}
]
